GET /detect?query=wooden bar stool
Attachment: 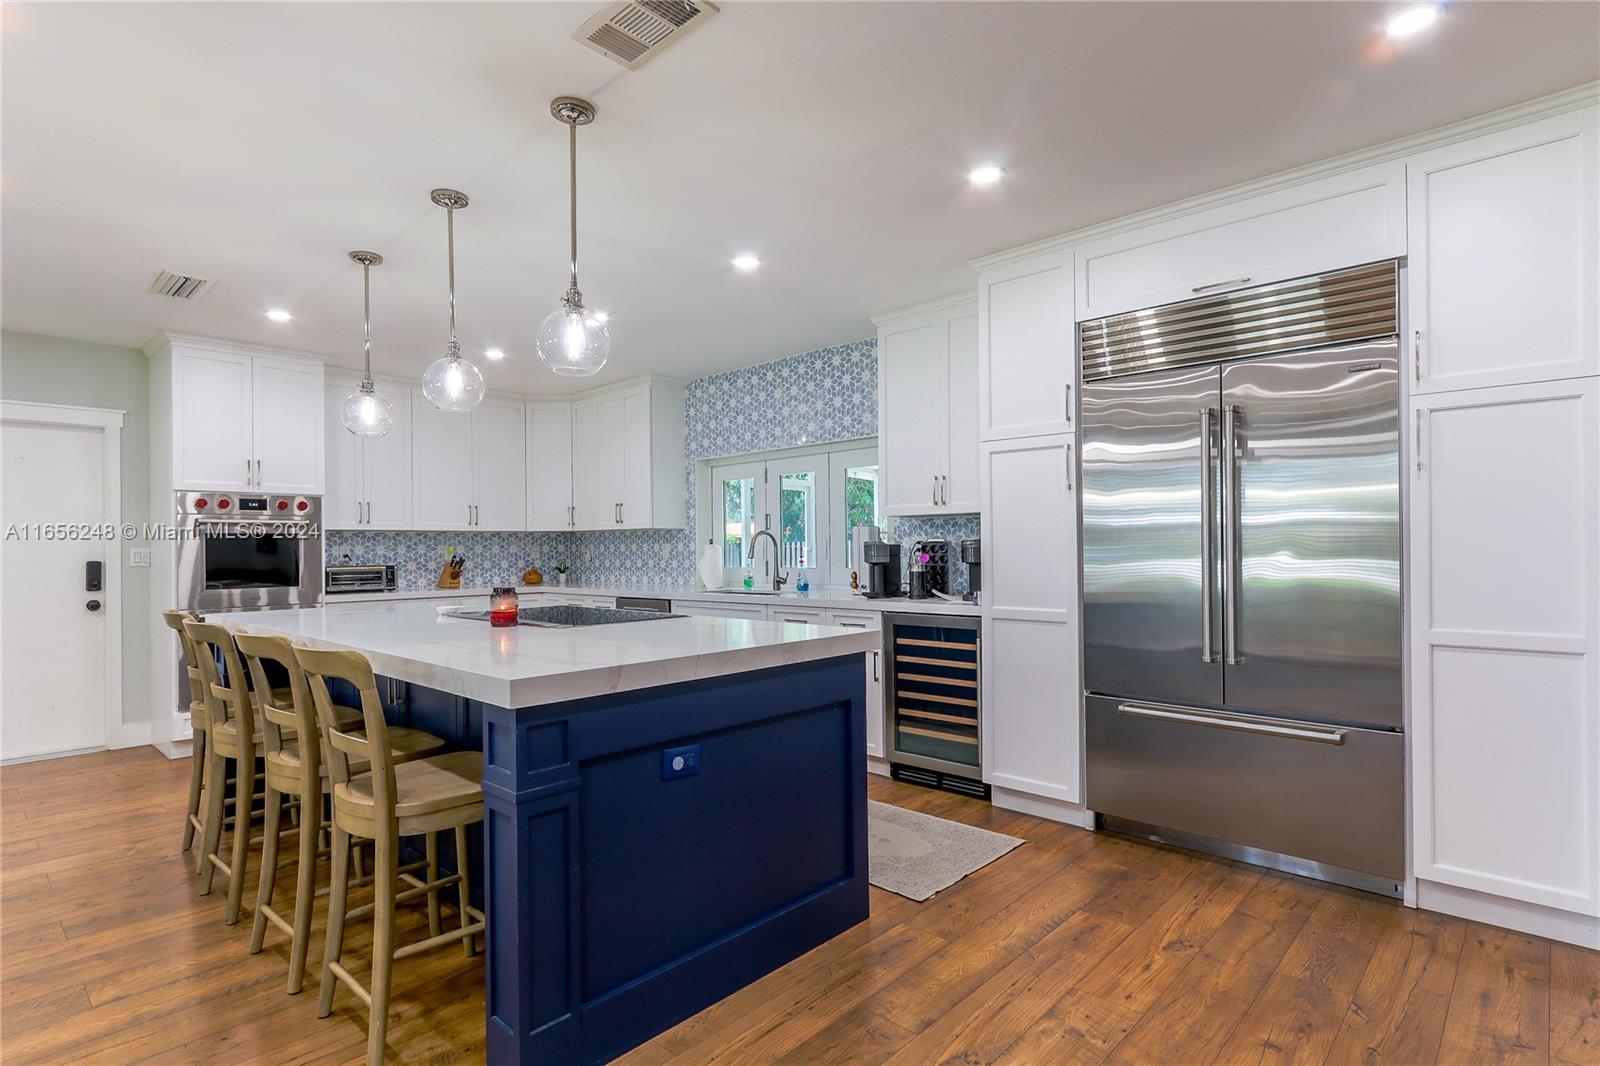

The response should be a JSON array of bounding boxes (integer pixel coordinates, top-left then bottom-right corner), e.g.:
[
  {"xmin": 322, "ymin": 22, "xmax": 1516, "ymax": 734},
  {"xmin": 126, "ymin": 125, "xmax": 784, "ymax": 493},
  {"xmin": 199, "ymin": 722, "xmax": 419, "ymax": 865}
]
[
  {"xmin": 160, "ymin": 609, "xmax": 210, "ymax": 855},
  {"xmin": 233, "ymin": 632, "xmax": 448, "ymax": 994},
  {"xmin": 294, "ymin": 645, "xmax": 485, "ymax": 1066},
  {"xmin": 184, "ymin": 619, "xmax": 278, "ymax": 925}
]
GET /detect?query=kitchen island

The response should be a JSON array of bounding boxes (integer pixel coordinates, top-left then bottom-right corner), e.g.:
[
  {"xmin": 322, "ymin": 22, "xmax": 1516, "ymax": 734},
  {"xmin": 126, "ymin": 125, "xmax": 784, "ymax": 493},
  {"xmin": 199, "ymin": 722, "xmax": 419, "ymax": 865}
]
[{"xmin": 229, "ymin": 600, "xmax": 878, "ymax": 1065}]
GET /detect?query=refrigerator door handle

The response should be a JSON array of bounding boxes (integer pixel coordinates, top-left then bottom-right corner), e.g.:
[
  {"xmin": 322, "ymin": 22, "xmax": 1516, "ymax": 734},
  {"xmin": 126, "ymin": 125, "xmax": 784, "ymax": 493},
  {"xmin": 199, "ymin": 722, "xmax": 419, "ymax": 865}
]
[
  {"xmin": 1116, "ymin": 701, "xmax": 1346, "ymax": 745},
  {"xmin": 1200, "ymin": 407, "xmax": 1218, "ymax": 663},
  {"xmin": 1222, "ymin": 404, "xmax": 1242, "ymax": 665}
]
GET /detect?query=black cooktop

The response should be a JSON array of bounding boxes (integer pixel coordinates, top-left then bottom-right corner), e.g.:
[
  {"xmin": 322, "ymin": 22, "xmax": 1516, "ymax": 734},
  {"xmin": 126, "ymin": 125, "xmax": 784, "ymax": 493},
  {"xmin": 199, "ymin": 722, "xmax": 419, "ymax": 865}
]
[{"xmin": 452, "ymin": 604, "xmax": 682, "ymax": 628}]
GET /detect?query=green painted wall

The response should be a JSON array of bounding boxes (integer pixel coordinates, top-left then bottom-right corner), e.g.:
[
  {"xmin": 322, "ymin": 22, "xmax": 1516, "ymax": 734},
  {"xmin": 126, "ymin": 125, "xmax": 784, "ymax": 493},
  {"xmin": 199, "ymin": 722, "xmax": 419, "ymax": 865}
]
[{"xmin": 1, "ymin": 330, "xmax": 153, "ymax": 727}]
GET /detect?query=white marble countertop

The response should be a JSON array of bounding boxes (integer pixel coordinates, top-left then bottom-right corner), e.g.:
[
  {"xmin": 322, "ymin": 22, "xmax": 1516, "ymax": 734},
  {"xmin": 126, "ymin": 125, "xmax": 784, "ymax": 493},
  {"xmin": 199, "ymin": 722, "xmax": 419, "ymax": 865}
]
[
  {"xmin": 323, "ymin": 581, "xmax": 982, "ymax": 616},
  {"xmin": 225, "ymin": 599, "xmax": 881, "ymax": 709}
]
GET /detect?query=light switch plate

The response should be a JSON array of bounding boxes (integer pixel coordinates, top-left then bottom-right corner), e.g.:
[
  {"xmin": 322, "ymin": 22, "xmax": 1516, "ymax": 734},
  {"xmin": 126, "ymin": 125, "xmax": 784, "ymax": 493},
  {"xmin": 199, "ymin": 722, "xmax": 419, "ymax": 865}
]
[{"xmin": 129, "ymin": 548, "xmax": 151, "ymax": 567}]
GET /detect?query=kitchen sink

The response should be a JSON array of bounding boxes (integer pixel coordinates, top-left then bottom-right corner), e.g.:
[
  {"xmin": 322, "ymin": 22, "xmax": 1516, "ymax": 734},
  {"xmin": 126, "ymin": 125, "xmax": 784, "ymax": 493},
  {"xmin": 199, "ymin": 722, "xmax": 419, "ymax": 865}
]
[{"xmin": 451, "ymin": 605, "xmax": 682, "ymax": 628}]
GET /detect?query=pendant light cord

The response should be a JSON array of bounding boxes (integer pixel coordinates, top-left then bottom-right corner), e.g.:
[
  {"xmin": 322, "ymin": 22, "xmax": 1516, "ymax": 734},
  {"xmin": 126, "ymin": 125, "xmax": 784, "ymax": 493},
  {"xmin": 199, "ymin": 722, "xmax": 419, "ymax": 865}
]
[
  {"xmin": 361, "ymin": 260, "xmax": 373, "ymax": 382},
  {"xmin": 447, "ymin": 205, "xmax": 458, "ymax": 344},
  {"xmin": 568, "ymin": 118, "xmax": 580, "ymax": 293}
]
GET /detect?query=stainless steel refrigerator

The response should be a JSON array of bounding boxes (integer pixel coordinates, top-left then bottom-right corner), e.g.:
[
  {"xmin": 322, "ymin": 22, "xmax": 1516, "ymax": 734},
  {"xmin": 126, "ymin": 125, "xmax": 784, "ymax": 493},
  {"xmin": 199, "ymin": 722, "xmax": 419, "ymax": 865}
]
[{"xmin": 1080, "ymin": 261, "xmax": 1404, "ymax": 895}]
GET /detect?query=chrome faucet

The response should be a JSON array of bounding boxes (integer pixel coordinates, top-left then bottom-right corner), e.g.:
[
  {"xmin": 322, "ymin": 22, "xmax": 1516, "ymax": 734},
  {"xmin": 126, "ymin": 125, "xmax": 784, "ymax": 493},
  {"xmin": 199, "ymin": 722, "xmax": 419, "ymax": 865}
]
[{"xmin": 748, "ymin": 529, "xmax": 788, "ymax": 591}]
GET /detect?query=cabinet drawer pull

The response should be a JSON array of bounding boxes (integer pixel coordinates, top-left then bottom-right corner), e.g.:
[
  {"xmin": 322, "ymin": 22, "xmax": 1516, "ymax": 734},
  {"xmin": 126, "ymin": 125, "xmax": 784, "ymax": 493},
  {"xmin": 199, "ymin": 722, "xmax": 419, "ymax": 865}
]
[
  {"xmin": 1191, "ymin": 276, "xmax": 1251, "ymax": 294},
  {"xmin": 1413, "ymin": 330, "xmax": 1422, "ymax": 382}
]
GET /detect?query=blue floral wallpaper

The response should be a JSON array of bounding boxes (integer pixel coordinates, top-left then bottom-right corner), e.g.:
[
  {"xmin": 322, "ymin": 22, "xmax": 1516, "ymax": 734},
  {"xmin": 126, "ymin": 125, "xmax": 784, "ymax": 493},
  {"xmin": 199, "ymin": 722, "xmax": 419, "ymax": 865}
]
[{"xmin": 328, "ymin": 337, "xmax": 981, "ymax": 593}]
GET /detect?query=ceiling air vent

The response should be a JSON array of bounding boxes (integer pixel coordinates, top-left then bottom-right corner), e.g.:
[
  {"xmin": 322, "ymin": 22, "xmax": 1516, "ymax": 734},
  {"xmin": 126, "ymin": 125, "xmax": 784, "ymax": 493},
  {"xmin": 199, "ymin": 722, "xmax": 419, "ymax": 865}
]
[
  {"xmin": 147, "ymin": 270, "xmax": 213, "ymax": 301},
  {"xmin": 573, "ymin": 0, "xmax": 719, "ymax": 71}
]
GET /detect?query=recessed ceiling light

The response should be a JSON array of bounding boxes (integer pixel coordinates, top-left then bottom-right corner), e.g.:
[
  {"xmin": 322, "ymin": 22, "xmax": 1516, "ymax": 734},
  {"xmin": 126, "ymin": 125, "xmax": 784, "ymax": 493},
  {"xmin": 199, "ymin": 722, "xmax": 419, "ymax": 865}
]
[
  {"xmin": 731, "ymin": 254, "xmax": 761, "ymax": 273},
  {"xmin": 1385, "ymin": 4, "xmax": 1442, "ymax": 38},
  {"xmin": 265, "ymin": 308, "xmax": 293, "ymax": 323},
  {"xmin": 967, "ymin": 163, "xmax": 1005, "ymax": 188},
  {"xmin": 485, "ymin": 347, "xmax": 506, "ymax": 361},
  {"xmin": 589, "ymin": 310, "xmax": 609, "ymax": 324}
]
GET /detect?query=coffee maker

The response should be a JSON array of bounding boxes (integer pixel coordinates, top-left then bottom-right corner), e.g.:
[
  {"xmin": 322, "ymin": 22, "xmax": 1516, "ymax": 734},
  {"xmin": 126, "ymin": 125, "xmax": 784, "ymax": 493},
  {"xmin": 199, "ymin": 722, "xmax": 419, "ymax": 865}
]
[
  {"xmin": 861, "ymin": 540, "xmax": 902, "ymax": 599},
  {"xmin": 961, "ymin": 537, "xmax": 981, "ymax": 604}
]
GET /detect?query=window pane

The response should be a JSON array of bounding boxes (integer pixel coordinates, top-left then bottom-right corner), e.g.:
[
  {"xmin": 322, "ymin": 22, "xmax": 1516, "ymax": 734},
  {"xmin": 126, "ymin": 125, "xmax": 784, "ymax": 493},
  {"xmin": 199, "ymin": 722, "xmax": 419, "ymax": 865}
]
[
  {"xmin": 722, "ymin": 476, "xmax": 756, "ymax": 567},
  {"xmin": 778, "ymin": 471, "xmax": 816, "ymax": 570},
  {"xmin": 843, "ymin": 464, "xmax": 880, "ymax": 570}
]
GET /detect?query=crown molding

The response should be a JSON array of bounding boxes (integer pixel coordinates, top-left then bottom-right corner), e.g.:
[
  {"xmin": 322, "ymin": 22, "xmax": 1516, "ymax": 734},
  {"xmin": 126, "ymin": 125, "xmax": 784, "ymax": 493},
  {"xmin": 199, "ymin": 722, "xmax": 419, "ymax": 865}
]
[
  {"xmin": 141, "ymin": 331, "xmax": 332, "ymax": 364},
  {"xmin": 871, "ymin": 290, "xmax": 979, "ymax": 328},
  {"xmin": 971, "ymin": 81, "xmax": 1600, "ymax": 272}
]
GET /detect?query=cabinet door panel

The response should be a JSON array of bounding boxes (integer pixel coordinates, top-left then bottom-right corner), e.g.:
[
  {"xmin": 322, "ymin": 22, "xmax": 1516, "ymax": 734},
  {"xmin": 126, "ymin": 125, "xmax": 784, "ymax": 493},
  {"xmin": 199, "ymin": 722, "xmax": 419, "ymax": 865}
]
[
  {"xmin": 1409, "ymin": 109, "xmax": 1598, "ymax": 393},
  {"xmin": 980, "ymin": 434, "xmax": 1077, "ymax": 621},
  {"xmin": 594, "ymin": 396, "xmax": 626, "ymax": 526},
  {"xmin": 174, "ymin": 348, "xmax": 253, "ymax": 489},
  {"xmin": 619, "ymin": 389, "xmax": 652, "ymax": 527},
  {"xmin": 980, "ymin": 254, "xmax": 1074, "ymax": 440},
  {"xmin": 411, "ymin": 392, "xmax": 473, "ymax": 529},
  {"xmin": 527, "ymin": 403, "xmax": 574, "ymax": 530},
  {"xmin": 362, "ymin": 385, "xmax": 412, "ymax": 529},
  {"xmin": 251, "ymin": 356, "xmax": 323, "ymax": 494},
  {"xmin": 323, "ymin": 384, "xmax": 362, "ymax": 528},
  {"xmin": 880, "ymin": 322, "xmax": 947, "ymax": 515},
  {"xmin": 571, "ymin": 400, "xmax": 606, "ymax": 530},
  {"xmin": 944, "ymin": 311, "xmax": 981, "ymax": 511},
  {"xmin": 471, "ymin": 399, "xmax": 526, "ymax": 530},
  {"xmin": 1411, "ymin": 379, "xmax": 1599, "ymax": 915},
  {"xmin": 984, "ymin": 616, "xmax": 1080, "ymax": 802}
]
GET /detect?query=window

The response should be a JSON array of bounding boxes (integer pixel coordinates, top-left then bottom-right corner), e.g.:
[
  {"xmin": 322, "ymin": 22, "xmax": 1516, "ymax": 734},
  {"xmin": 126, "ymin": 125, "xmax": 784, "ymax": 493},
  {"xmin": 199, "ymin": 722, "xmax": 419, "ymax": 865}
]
[{"xmin": 704, "ymin": 440, "xmax": 878, "ymax": 589}]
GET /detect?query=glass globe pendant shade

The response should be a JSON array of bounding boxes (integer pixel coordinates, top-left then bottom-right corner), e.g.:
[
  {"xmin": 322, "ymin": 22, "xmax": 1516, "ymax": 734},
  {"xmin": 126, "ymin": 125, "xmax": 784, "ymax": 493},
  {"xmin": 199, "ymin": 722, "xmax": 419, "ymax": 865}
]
[
  {"xmin": 341, "ymin": 381, "xmax": 394, "ymax": 437},
  {"xmin": 422, "ymin": 341, "xmax": 486, "ymax": 411},
  {"xmin": 536, "ymin": 300, "xmax": 610, "ymax": 377}
]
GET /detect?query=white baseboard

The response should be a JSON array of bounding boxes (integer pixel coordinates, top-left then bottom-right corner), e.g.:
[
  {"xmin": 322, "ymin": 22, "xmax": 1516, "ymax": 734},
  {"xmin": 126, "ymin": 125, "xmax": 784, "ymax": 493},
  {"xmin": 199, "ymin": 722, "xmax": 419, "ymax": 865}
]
[
  {"xmin": 152, "ymin": 737, "xmax": 194, "ymax": 760},
  {"xmin": 1417, "ymin": 879, "xmax": 1600, "ymax": 949},
  {"xmin": 867, "ymin": 756, "xmax": 890, "ymax": 778},
  {"xmin": 109, "ymin": 722, "xmax": 151, "ymax": 749},
  {"xmin": 990, "ymin": 786, "xmax": 1094, "ymax": 828}
]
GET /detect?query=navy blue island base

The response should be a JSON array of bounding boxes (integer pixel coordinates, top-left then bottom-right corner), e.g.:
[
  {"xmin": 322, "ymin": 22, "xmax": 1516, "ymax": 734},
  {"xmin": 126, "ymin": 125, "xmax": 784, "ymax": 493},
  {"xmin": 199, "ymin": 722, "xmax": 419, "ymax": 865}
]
[{"xmin": 375, "ymin": 654, "xmax": 870, "ymax": 1065}]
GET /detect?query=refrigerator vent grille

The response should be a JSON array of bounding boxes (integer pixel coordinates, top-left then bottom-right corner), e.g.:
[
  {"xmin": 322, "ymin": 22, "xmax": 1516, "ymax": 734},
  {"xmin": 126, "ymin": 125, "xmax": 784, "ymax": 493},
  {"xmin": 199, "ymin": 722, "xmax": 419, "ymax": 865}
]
[{"xmin": 1079, "ymin": 261, "xmax": 1398, "ymax": 381}]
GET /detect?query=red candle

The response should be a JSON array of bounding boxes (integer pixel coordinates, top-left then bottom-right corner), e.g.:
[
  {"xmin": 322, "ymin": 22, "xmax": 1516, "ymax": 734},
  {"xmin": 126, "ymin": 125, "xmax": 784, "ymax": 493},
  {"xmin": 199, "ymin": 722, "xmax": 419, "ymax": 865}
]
[{"xmin": 490, "ymin": 586, "xmax": 519, "ymax": 628}]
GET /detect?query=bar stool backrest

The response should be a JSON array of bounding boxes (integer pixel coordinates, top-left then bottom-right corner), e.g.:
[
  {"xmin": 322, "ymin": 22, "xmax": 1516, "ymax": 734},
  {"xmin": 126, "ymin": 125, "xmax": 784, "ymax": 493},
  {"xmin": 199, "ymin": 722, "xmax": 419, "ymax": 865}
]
[
  {"xmin": 234, "ymin": 631, "xmax": 310, "ymax": 772},
  {"xmin": 292, "ymin": 645, "xmax": 396, "ymax": 815},
  {"xmin": 161, "ymin": 609, "xmax": 210, "ymax": 731},
  {"xmin": 183, "ymin": 619, "xmax": 256, "ymax": 747}
]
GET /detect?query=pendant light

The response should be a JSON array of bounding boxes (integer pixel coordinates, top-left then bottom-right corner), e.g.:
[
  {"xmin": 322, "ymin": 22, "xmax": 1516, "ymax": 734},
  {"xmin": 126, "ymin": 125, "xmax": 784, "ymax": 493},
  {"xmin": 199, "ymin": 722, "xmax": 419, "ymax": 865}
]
[
  {"xmin": 536, "ymin": 96, "xmax": 610, "ymax": 377},
  {"xmin": 340, "ymin": 251, "xmax": 394, "ymax": 437},
  {"xmin": 421, "ymin": 188, "xmax": 486, "ymax": 411}
]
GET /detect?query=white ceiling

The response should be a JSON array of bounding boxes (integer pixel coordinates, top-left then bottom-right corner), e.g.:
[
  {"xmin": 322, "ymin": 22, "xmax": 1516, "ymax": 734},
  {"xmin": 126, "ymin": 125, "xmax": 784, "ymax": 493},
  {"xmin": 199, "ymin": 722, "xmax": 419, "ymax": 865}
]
[{"xmin": 3, "ymin": 2, "xmax": 1596, "ymax": 394}]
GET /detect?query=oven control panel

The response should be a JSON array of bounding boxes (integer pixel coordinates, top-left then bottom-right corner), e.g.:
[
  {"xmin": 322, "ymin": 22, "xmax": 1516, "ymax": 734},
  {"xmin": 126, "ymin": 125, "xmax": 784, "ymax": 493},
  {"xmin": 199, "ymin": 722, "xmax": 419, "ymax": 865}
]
[{"xmin": 178, "ymin": 491, "xmax": 319, "ymax": 519}]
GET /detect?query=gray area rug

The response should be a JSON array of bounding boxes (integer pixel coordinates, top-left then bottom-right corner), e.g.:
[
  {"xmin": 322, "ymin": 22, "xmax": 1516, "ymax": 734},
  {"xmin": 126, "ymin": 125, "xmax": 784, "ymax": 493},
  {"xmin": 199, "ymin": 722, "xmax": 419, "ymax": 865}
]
[{"xmin": 868, "ymin": 800, "xmax": 1025, "ymax": 901}]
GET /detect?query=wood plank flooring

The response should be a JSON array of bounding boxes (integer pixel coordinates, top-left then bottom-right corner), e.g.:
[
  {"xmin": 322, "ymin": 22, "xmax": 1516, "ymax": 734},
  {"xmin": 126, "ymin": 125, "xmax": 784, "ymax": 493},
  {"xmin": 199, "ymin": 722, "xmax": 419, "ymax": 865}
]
[{"xmin": 2, "ymin": 748, "xmax": 1596, "ymax": 1065}]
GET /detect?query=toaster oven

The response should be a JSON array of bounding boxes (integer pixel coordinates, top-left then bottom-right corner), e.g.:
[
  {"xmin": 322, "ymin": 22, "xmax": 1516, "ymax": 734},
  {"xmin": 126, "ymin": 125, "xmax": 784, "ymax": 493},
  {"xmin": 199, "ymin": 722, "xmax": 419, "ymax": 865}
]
[{"xmin": 325, "ymin": 564, "xmax": 398, "ymax": 595}]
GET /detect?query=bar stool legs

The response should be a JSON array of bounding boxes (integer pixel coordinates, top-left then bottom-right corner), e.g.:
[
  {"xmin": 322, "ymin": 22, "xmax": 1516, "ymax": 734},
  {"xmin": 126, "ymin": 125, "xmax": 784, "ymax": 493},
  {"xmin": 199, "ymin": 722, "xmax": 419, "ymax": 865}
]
[
  {"xmin": 181, "ymin": 727, "xmax": 206, "ymax": 852},
  {"xmin": 455, "ymin": 823, "xmax": 476, "ymax": 957}
]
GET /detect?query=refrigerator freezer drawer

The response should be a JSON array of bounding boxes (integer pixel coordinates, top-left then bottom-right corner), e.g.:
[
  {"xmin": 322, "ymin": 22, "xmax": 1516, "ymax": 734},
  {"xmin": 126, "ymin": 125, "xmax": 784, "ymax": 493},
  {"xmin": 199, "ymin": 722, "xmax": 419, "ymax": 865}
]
[{"xmin": 1085, "ymin": 694, "xmax": 1403, "ymax": 880}]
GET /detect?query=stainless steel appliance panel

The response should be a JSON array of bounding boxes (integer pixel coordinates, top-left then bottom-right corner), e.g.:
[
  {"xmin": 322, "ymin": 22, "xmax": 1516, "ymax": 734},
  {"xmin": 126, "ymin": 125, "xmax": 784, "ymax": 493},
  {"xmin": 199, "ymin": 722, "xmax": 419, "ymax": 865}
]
[
  {"xmin": 1081, "ymin": 363, "xmax": 1223, "ymax": 707},
  {"xmin": 1085, "ymin": 694, "xmax": 1404, "ymax": 880},
  {"xmin": 1220, "ymin": 341, "xmax": 1402, "ymax": 729}
]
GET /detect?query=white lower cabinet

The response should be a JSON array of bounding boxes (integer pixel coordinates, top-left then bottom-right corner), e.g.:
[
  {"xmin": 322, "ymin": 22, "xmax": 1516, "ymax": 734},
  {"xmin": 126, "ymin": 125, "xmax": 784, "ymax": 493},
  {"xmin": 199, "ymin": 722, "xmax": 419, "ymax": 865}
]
[
  {"xmin": 770, "ymin": 605, "xmax": 827, "ymax": 625},
  {"xmin": 824, "ymin": 609, "xmax": 884, "ymax": 759},
  {"xmin": 1410, "ymin": 377, "xmax": 1600, "ymax": 919},
  {"xmin": 983, "ymin": 615, "xmax": 1081, "ymax": 803},
  {"xmin": 673, "ymin": 601, "xmax": 769, "ymax": 621}
]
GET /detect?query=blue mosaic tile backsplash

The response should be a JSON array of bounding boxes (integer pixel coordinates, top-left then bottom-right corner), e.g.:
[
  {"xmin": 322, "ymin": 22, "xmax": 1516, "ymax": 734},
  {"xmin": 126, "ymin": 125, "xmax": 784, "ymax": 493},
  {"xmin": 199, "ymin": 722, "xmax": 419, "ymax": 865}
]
[{"xmin": 327, "ymin": 336, "xmax": 981, "ymax": 594}]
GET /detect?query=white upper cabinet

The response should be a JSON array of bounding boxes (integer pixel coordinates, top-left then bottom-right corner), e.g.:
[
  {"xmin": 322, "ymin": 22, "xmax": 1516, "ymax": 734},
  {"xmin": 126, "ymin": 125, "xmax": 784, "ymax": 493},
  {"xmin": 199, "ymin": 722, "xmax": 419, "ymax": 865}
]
[
  {"xmin": 411, "ymin": 393, "xmax": 527, "ymax": 530},
  {"xmin": 410, "ymin": 392, "xmax": 474, "ymax": 529},
  {"xmin": 470, "ymin": 398, "xmax": 526, "ymax": 531},
  {"xmin": 570, "ymin": 381, "xmax": 685, "ymax": 530},
  {"xmin": 1408, "ymin": 108, "xmax": 1598, "ymax": 394},
  {"xmin": 526, "ymin": 401, "xmax": 574, "ymax": 530},
  {"xmin": 978, "ymin": 251, "xmax": 1074, "ymax": 441},
  {"xmin": 171, "ymin": 342, "xmax": 323, "ymax": 493},
  {"xmin": 1409, "ymin": 378, "xmax": 1599, "ymax": 916},
  {"xmin": 325, "ymin": 382, "xmax": 413, "ymax": 529},
  {"xmin": 877, "ymin": 296, "xmax": 979, "ymax": 514},
  {"xmin": 1074, "ymin": 161, "xmax": 1406, "ymax": 322},
  {"xmin": 249, "ymin": 356, "xmax": 324, "ymax": 494}
]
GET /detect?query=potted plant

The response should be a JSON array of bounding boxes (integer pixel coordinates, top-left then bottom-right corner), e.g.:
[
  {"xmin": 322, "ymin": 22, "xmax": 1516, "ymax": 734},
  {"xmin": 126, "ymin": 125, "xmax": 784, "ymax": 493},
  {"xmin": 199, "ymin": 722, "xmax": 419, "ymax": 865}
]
[{"xmin": 554, "ymin": 563, "xmax": 569, "ymax": 588}]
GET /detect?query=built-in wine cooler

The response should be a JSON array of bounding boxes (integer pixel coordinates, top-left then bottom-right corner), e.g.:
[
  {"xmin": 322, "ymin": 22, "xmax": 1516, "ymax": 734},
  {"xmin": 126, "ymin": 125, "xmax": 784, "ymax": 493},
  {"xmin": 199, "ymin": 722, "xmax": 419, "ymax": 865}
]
[{"xmin": 883, "ymin": 612, "xmax": 985, "ymax": 796}]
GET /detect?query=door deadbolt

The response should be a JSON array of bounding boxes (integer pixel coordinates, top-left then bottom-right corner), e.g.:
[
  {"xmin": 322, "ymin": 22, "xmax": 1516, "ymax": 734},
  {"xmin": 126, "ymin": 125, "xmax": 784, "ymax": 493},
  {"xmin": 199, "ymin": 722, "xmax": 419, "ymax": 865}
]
[{"xmin": 85, "ymin": 599, "xmax": 103, "ymax": 613}]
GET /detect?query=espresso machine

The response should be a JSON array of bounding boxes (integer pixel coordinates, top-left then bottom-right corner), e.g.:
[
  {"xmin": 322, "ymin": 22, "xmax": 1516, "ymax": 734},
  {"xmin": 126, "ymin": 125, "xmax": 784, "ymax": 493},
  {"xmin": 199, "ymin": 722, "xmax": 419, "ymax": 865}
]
[
  {"xmin": 861, "ymin": 540, "xmax": 902, "ymax": 599},
  {"xmin": 961, "ymin": 538, "xmax": 981, "ymax": 604}
]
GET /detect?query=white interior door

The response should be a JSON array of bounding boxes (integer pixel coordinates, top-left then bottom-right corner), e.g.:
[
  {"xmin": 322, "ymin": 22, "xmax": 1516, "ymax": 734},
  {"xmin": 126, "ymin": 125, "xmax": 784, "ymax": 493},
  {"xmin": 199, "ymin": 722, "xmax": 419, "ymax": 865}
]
[{"xmin": 2, "ymin": 416, "xmax": 113, "ymax": 760}]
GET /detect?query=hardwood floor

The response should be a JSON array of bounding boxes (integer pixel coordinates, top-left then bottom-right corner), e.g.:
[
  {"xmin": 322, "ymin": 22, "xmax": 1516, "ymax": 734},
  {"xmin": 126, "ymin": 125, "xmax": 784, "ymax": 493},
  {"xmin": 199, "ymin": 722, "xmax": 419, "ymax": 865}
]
[{"xmin": 2, "ymin": 748, "xmax": 1597, "ymax": 1065}]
